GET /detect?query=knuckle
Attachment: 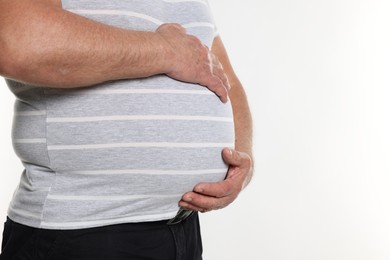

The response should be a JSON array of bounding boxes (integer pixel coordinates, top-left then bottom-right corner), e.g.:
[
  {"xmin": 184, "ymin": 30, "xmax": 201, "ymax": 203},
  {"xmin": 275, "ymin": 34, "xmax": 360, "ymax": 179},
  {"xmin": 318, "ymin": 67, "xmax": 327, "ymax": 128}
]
[
  {"xmin": 212, "ymin": 78, "xmax": 223, "ymax": 88},
  {"xmin": 168, "ymin": 23, "xmax": 184, "ymax": 31},
  {"xmin": 211, "ymin": 65, "xmax": 222, "ymax": 76},
  {"xmin": 205, "ymin": 77, "xmax": 219, "ymax": 90},
  {"xmin": 188, "ymin": 34, "xmax": 202, "ymax": 46}
]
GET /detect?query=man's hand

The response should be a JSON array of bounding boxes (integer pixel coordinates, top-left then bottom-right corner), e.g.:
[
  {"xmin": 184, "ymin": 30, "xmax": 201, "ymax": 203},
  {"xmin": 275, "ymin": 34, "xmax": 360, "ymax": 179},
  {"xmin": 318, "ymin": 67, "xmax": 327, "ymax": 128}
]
[
  {"xmin": 179, "ymin": 148, "xmax": 253, "ymax": 212},
  {"xmin": 156, "ymin": 24, "xmax": 230, "ymax": 103}
]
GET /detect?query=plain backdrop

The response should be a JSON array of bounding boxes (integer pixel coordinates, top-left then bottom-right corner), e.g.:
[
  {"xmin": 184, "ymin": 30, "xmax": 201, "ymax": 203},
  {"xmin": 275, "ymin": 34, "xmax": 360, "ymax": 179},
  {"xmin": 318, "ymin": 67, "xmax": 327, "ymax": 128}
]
[{"xmin": 1, "ymin": 0, "xmax": 390, "ymax": 259}]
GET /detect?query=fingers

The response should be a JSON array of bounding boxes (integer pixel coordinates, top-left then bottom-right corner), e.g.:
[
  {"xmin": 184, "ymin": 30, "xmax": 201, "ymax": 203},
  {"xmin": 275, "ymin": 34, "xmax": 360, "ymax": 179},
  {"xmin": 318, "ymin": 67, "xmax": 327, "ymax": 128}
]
[
  {"xmin": 156, "ymin": 23, "xmax": 230, "ymax": 103},
  {"xmin": 179, "ymin": 173, "xmax": 238, "ymax": 212},
  {"xmin": 178, "ymin": 178, "xmax": 239, "ymax": 213},
  {"xmin": 179, "ymin": 189, "xmax": 236, "ymax": 213},
  {"xmin": 222, "ymin": 147, "xmax": 251, "ymax": 169},
  {"xmin": 190, "ymin": 48, "xmax": 229, "ymax": 103},
  {"xmin": 194, "ymin": 178, "xmax": 235, "ymax": 198},
  {"xmin": 200, "ymin": 75, "xmax": 228, "ymax": 103},
  {"xmin": 178, "ymin": 149, "xmax": 253, "ymax": 212},
  {"xmin": 209, "ymin": 52, "xmax": 230, "ymax": 91},
  {"xmin": 206, "ymin": 52, "xmax": 230, "ymax": 102},
  {"xmin": 156, "ymin": 23, "xmax": 186, "ymax": 34}
]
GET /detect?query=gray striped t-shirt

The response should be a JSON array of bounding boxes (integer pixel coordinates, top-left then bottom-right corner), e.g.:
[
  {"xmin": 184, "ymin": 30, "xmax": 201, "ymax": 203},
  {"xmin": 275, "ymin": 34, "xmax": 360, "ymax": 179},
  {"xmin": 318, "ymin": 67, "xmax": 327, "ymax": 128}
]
[{"xmin": 7, "ymin": 0, "xmax": 234, "ymax": 229}]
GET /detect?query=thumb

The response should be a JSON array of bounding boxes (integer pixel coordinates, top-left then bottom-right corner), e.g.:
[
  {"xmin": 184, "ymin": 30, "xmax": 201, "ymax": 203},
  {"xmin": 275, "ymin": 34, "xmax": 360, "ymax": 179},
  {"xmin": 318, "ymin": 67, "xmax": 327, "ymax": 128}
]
[{"xmin": 222, "ymin": 148, "xmax": 241, "ymax": 166}]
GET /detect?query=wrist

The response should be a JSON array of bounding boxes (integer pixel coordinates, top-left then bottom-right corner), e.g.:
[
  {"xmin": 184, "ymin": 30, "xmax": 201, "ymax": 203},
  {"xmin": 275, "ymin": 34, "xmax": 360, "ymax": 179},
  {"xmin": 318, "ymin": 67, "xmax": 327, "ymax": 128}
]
[
  {"xmin": 115, "ymin": 30, "xmax": 172, "ymax": 79},
  {"xmin": 152, "ymin": 30, "xmax": 177, "ymax": 76}
]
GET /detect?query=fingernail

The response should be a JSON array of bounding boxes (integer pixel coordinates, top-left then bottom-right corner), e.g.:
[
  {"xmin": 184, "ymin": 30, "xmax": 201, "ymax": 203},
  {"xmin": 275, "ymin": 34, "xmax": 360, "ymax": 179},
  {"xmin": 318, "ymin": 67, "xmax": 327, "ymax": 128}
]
[
  {"xmin": 228, "ymin": 148, "xmax": 233, "ymax": 158},
  {"xmin": 222, "ymin": 95, "xmax": 228, "ymax": 104},
  {"xmin": 184, "ymin": 196, "xmax": 192, "ymax": 202},
  {"xmin": 195, "ymin": 186, "xmax": 203, "ymax": 193},
  {"xmin": 180, "ymin": 202, "xmax": 188, "ymax": 208}
]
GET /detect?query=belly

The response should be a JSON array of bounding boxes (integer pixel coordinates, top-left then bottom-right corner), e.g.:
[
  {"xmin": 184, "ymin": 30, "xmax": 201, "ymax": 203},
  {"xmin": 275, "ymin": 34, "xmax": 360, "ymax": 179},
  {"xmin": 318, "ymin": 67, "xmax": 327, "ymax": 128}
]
[
  {"xmin": 45, "ymin": 78, "xmax": 234, "ymax": 195},
  {"xmin": 9, "ymin": 77, "xmax": 234, "ymax": 228}
]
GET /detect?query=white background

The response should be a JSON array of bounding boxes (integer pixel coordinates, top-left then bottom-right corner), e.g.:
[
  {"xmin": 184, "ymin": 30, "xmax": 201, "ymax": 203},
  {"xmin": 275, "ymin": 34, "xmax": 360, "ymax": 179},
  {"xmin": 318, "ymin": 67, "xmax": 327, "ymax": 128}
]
[{"xmin": 1, "ymin": 0, "xmax": 390, "ymax": 259}]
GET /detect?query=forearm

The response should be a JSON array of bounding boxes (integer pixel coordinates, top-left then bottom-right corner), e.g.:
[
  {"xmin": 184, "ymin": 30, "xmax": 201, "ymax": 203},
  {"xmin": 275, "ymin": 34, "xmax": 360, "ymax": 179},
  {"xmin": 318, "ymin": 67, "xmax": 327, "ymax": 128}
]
[
  {"xmin": 0, "ymin": 0, "xmax": 166, "ymax": 87},
  {"xmin": 212, "ymin": 36, "xmax": 253, "ymax": 186},
  {"xmin": 229, "ymin": 75, "xmax": 253, "ymax": 186},
  {"xmin": 230, "ymin": 81, "xmax": 253, "ymax": 158}
]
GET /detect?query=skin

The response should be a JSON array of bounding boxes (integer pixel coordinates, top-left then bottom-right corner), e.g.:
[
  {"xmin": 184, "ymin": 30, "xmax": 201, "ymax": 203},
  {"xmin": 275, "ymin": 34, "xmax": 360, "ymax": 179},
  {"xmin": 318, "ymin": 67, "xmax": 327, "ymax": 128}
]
[
  {"xmin": 0, "ymin": 0, "xmax": 229, "ymax": 102},
  {"xmin": 180, "ymin": 37, "xmax": 253, "ymax": 212},
  {"xmin": 0, "ymin": 0, "xmax": 253, "ymax": 213}
]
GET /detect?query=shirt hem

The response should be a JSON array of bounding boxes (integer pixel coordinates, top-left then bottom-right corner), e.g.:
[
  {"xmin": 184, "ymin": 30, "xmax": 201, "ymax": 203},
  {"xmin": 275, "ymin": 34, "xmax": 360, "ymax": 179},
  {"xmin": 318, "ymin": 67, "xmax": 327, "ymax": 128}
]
[{"xmin": 7, "ymin": 210, "xmax": 178, "ymax": 230}]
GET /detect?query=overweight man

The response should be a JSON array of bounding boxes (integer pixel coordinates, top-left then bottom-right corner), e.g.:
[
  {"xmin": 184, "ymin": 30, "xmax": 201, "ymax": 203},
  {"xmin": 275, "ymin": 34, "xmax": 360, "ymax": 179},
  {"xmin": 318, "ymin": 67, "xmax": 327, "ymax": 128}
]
[{"xmin": 0, "ymin": 0, "xmax": 253, "ymax": 259}]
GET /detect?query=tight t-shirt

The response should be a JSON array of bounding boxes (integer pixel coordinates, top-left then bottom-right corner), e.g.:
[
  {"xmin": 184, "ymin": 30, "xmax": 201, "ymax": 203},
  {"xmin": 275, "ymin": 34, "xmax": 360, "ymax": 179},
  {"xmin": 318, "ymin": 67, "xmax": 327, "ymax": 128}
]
[{"xmin": 7, "ymin": 0, "xmax": 234, "ymax": 230}]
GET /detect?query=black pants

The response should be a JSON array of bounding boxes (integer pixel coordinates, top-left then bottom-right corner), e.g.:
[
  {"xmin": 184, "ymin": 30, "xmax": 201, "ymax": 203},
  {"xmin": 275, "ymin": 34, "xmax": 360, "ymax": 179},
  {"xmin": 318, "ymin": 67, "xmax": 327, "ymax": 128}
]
[{"xmin": 0, "ymin": 214, "xmax": 202, "ymax": 260}]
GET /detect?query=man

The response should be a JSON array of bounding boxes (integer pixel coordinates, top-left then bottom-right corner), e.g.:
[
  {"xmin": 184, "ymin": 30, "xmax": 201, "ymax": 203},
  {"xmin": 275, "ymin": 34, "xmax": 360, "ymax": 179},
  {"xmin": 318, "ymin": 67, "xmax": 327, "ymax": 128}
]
[{"xmin": 0, "ymin": 0, "xmax": 253, "ymax": 259}]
